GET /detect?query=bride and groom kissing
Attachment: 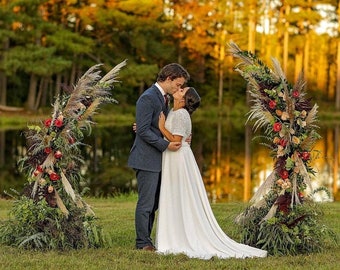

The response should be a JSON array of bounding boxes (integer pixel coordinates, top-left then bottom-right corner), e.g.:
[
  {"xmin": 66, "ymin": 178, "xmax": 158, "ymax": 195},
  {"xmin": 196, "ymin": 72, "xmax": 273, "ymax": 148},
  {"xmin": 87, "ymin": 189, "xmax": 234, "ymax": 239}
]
[{"xmin": 127, "ymin": 63, "xmax": 267, "ymax": 260}]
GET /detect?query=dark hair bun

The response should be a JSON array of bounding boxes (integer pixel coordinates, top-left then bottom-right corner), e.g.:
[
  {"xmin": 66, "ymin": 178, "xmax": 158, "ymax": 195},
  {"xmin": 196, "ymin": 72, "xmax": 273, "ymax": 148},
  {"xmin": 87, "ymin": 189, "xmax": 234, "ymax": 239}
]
[{"xmin": 184, "ymin": 87, "xmax": 201, "ymax": 115}]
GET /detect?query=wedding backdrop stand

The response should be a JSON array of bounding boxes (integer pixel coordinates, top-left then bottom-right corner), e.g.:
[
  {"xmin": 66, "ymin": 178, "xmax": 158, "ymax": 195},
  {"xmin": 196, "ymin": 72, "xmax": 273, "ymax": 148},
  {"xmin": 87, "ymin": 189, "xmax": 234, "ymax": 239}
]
[
  {"xmin": 0, "ymin": 60, "xmax": 126, "ymax": 250},
  {"xmin": 229, "ymin": 42, "xmax": 337, "ymax": 255}
]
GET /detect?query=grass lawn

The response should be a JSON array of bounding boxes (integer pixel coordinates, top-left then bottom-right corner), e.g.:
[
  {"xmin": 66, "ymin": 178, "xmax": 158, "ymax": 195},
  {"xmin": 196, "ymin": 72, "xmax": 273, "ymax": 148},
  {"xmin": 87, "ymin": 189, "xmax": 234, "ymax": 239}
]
[{"xmin": 0, "ymin": 194, "xmax": 339, "ymax": 270}]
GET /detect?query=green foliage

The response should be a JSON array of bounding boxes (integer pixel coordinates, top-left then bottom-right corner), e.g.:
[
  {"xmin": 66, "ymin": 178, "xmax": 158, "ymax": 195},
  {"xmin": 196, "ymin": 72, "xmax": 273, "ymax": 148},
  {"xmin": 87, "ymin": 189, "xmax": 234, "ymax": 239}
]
[
  {"xmin": 0, "ymin": 195, "xmax": 110, "ymax": 250},
  {"xmin": 237, "ymin": 199, "xmax": 338, "ymax": 256}
]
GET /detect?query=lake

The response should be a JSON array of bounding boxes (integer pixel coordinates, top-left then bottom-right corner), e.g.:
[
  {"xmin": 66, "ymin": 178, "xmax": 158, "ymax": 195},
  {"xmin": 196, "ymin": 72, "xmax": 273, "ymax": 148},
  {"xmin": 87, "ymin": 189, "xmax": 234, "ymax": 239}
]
[{"xmin": 0, "ymin": 117, "xmax": 338, "ymax": 202}]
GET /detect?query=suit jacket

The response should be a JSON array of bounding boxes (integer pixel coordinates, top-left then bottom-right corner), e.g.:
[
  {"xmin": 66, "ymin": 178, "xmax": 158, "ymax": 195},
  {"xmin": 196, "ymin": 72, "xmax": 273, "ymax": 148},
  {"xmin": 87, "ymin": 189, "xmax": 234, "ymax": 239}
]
[{"xmin": 128, "ymin": 84, "xmax": 169, "ymax": 172}]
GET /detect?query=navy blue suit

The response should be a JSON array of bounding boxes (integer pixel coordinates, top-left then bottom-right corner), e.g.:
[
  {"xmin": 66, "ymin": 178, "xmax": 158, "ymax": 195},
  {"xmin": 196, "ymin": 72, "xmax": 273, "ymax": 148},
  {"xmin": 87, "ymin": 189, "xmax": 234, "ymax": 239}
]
[{"xmin": 128, "ymin": 84, "xmax": 169, "ymax": 248}]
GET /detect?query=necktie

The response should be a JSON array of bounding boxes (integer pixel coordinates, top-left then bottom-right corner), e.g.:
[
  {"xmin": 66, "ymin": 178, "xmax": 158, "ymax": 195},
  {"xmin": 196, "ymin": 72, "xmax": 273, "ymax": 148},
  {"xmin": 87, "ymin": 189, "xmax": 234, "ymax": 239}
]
[{"xmin": 164, "ymin": 94, "xmax": 169, "ymax": 109}]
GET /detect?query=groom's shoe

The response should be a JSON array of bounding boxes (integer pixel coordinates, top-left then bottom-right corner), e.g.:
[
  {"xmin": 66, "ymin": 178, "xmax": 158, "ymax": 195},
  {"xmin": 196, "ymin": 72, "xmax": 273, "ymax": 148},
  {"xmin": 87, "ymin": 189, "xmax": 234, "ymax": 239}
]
[{"xmin": 141, "ymin": 245, "xmax": 155, "ymax": 252}]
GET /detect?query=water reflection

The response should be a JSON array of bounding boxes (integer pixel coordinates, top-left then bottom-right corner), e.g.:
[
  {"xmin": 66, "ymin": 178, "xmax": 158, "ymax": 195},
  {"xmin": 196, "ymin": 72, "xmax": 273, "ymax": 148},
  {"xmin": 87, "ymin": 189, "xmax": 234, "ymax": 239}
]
[{"xmin": 0, "ymin": 119, "xmax": 338, "ymax": 202}]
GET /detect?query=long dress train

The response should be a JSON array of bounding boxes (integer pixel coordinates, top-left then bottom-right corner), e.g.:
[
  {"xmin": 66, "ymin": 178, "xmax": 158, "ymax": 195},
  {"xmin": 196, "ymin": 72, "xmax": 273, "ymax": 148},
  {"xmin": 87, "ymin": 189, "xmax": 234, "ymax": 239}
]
[{"xmin": 155, "ymin": 108, "xmax": 267, "ymax": 260}]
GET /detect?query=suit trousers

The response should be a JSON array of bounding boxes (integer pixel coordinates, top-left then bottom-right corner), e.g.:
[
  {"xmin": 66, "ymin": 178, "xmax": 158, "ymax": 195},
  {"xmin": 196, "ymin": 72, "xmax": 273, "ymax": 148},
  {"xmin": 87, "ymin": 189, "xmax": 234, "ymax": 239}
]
[{"xmin": 135, "ymin": 169, "xmax": 161, "ymax": 248}]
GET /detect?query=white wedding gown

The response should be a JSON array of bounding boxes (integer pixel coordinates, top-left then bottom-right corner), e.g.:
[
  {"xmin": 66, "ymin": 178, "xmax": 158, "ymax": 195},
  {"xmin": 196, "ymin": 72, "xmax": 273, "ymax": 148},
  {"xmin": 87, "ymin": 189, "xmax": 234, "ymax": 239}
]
[{"xmin": 155, "ymin": 108, "xmax": 267, "ymax": 260}]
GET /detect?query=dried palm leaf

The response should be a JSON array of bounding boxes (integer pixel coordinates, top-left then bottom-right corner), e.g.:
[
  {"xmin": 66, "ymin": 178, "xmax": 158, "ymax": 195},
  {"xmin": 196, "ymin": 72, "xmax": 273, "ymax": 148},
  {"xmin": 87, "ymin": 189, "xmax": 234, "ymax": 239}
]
[
  {"xmin": 60, "ymin": 171, "xmax": 76, "ymax": 201},
  {"xmin": 249, "ymin": 170, "xmax": 277, "ymax": 204},
  {"xmin": 54, "ymin": 189, "xmax": 69, "ymax": 217},
  {"xmin": 305, "ymin": 104, "xmax": 319, "ymax": 127}
]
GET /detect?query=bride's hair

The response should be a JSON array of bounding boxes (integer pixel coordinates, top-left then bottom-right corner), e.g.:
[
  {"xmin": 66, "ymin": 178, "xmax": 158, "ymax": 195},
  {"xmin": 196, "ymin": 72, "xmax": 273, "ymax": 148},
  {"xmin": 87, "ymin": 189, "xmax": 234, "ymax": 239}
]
[{"xmin": 184, "ymin": 87, "xmax": 201, "ymax": 115}]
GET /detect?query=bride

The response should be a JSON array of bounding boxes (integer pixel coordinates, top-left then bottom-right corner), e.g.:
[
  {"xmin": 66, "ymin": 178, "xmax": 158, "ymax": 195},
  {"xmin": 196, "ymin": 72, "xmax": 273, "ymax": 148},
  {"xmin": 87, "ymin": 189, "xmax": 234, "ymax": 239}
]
[{"xmin": 155, "ymin": 87, "xmax": 267, "ymax": 260}]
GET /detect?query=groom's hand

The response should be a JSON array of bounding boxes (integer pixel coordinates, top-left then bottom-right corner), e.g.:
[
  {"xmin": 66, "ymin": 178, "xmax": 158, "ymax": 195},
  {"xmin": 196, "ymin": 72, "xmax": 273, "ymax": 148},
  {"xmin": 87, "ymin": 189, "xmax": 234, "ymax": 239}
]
[{"xmin": 168, "ymin": 142, "xmax": 181, "ymax": 151}]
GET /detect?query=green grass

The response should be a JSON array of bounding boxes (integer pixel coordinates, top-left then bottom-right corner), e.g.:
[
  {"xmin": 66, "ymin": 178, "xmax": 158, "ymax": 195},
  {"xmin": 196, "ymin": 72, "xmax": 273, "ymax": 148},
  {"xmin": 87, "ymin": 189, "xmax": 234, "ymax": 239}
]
[{"xmin": 0, "ymin": 194, "xmax": 339, "ymax": 270}]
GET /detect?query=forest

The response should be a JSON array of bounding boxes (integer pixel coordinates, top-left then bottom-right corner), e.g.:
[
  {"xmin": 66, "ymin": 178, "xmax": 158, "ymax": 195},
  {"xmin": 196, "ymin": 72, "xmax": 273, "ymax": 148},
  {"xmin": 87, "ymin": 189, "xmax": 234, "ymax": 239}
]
[{"xmin": 0, "ymin": 0, "xmax": 340, "ymax": 114}]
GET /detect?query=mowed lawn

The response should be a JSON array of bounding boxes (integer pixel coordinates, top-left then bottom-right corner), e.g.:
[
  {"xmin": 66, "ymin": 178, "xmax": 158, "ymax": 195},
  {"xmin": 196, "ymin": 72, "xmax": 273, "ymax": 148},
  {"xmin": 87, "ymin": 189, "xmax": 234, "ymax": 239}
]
[{"xmin": 0, "ymin": 194, "xmax": 339, "ymax": 270}]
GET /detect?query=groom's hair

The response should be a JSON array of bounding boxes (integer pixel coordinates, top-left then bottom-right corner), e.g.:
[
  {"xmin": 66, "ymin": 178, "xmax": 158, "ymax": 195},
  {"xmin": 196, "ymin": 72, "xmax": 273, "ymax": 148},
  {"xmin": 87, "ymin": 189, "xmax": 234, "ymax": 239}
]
[
  {"xmin": 184, "ymin": 87, "xmax": 201, "ymax": 115},
  {"xmin": 157, "ymin": 63, "xmax": 190, "ymax": 82}
]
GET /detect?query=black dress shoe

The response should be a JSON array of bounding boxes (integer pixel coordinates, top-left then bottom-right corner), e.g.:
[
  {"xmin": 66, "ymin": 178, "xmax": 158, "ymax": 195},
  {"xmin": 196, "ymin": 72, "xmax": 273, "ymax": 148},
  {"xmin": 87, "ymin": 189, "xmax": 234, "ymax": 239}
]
[{"xmin": 141, "ymin": 245, "xmax": 155, "ymax": 252}]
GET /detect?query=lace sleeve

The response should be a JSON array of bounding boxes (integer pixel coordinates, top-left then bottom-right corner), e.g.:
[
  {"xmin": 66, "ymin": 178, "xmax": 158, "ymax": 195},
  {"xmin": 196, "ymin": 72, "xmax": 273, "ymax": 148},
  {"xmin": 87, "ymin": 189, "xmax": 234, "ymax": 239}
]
[{"xmin": 171, "ymin": 109, "xmax": 191, "ymax": 138}]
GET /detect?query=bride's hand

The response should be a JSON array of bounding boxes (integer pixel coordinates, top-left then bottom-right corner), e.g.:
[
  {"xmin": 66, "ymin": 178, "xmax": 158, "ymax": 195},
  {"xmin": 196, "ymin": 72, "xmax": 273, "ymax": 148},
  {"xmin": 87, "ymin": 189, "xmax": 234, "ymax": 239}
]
[{"xmin": 158, "ymin": 112, "xmax": 165, "ymax": 128}]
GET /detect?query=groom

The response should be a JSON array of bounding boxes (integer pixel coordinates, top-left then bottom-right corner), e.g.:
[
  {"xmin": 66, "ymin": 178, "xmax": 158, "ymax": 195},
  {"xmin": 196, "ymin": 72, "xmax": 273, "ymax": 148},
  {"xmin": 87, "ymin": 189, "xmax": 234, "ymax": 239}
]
[{"xmin": 128, "ymin": 63, "xmax": 190, "ymax": 251}]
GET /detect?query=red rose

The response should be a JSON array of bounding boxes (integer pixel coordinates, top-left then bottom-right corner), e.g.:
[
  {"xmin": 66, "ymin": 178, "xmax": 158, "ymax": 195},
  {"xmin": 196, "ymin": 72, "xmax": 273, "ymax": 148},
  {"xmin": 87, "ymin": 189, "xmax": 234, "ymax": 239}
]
[
  {"xmin": 292, "ymin": 90, "xmax": 299, "ymax": 98},
  {"xmin": 280, "ymin": 170, "xmax": 289, "ymax": 179},
  {"xmin": 279, "ymin": 138, "xmax": 287, "ymax": 147},
  {"xmin": 49, "ymin": 172, "xmax": 60, "ymax": 181},
  {"xmin": 54, "ymin": 119, "xmax": 63, "ymax": 128},
  {"xmin": 301, "ymin": 151, "xmax": 310, "ymax": 161},
  {"xmin": 44, "ymin": 147, "xmax": 52, "ymax": 154},
  {"xmin": 269, "ymin": 100, "xmax": 276, "ymax": 109},
  {"xmin": 44, "ymin": 118, "xmax": 52, "ymax": 127},
  {"xmin": 54, "ymin": 150, "xmax": 62, "ymax": 159},
  {"xmin": 33, "ymin": 166, "xmax": 44, "ymax": 176},
  {"xmin": 273, "ymin": 122, "xmax": 282, "ymax": 132}
]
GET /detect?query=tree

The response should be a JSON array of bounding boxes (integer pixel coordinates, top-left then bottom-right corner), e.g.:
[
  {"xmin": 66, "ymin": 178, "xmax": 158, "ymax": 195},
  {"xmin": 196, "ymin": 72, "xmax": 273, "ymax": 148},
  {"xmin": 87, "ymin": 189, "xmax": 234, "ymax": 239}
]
[{"xmin": 1, "ymin": 0, "xmax": 94, "ymax": 110}]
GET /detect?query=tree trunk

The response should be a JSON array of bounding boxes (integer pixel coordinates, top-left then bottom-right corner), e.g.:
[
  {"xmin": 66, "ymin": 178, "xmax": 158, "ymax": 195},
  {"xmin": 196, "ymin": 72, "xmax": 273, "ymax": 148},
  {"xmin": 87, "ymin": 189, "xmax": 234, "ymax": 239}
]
[
  {"xmin": 303, "ymin": 32, "xmax": 310, "ymax": 81},
  {"xmin": 294, "ymin": 49, "xmax": 303, "ymax": 82},
  {"xmin": 0, "ymin": 131, "xmax": 4, "ymax": 167},
  {"xmin": 336, "ymin": 39, "xmax": 340, "ymax": 109},
  {"xmin": 55, "ymin": 73, "xmax": 62, "ymax": 97},
  {"xmin": 247, "ymin": 0, "xmax": 256, "ymax": 52},
  {"xmin": 244, "ymin": 0, "xmax": 257, "ymax": 202},
  {"xmin": 283, "ymin": 5, "xmax": 290, "ymax": 74},
  {"xmin": 70, "ymin": 62, "xmax": 76, "ymax": 86},
  {"xmin": 316, "ymin": 41, "xmax": 327, "ymax": 91},
  {"xmin": 27, "ymin": 73, "xmax": 38, "ymax": 111},
  {"xmin": 333, "ymin": 125, "xmax": 339, "ymax": 200},
  {"xmin": 34, "ymin": 77, "xmax": 44, "ymax": 110},
  {"xmin": 0, "ymin": 38, "xmax": 9, "ymax": 105},
  {"xmin": 0, "ymin": 71, "xmax": 6, "ymax": 106},
  {"xmin": 244, "ymin": 124, "xmax": 252, "ymax": 202}
]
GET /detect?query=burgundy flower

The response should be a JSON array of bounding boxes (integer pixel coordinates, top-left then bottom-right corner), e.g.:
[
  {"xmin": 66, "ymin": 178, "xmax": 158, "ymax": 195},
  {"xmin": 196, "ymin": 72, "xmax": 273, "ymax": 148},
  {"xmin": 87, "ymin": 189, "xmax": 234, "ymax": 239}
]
[
  {"xmin": 68, "ymin": 137, "xmax": 75, "ymax": 144},
  {"xmin": 33, "ymin": 165, "xmax": 44, "ymax": 176},
  {"xmin": 273, "ymin": 122, "xmax": 282, "ymax": 132},
  {"xmin": 279, "ymin": 138, "xmax": 287, "ymax": 147},
  {"xmin": 54, "ymin": 150, "xmax": 63, "ymax": 159},
  {"xmin": 49, "ymin": 172, "xmax": 60, "ymax": 181},
  {"xmin": 292, "ymin": 90, "xmax": 300, "ymax": 98},
  {"xmin": 280, "ymin": 170, "xmax": 289, "ymax": 179},
  {"xmin": 301, "ymin": 151, "xmax": 310, "ymax": 161},
  {"xmin": 44, "ymin": 147, "xmax": 52, "ymax": 154},
  {"xmin": 37, "ymin": 165, "xmax": 43, "ymax": 172},
  {"xmin": 269, "ymin": 100, "xmax": 276, "ymax": 109}
]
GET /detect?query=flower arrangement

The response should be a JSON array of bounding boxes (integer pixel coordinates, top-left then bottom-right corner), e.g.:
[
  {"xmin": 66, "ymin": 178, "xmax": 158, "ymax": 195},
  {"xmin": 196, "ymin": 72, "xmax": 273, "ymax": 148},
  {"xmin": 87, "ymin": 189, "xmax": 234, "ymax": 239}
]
[
  {"xmin": 0, "ymin": 60, "xmax": 126, "ymax": 250},
  {"xmin": 229, "ymin": 42, "xmax": 336, "ymax": 255}
]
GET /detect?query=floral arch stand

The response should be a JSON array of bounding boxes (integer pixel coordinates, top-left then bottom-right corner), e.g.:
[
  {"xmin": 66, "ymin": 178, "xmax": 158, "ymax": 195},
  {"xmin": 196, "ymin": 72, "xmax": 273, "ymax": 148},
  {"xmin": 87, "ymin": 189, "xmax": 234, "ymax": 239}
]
[
  {"xmin": 0, "ymin": 61, "xmax": 126, "ymax": 250},
  {"xmin": 229, "ymin": 42, "xmax": 336, "ymax": 255}
]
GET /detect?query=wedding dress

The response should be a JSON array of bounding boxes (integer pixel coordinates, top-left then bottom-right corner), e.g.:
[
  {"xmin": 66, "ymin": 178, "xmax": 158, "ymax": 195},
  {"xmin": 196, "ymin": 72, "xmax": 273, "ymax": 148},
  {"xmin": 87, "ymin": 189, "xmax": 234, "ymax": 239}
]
[{"xmin": 155, "ymin": 108, "xmax": 267, "ymax": 260}]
